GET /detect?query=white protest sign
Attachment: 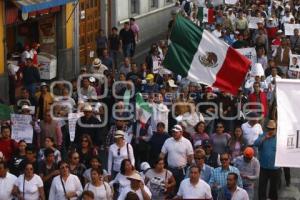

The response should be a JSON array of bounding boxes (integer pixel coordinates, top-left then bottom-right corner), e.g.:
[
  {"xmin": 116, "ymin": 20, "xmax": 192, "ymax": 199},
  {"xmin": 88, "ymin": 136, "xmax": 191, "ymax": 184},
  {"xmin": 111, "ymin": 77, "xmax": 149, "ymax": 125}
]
[
  {"xmin": 11, "ymin": 114, "xmax": 33, "ymax": 143},
  {"xmin": 276, "ymin": 79, "xmax": 300, "ymax": 167},
  {"xmin": 225, "ymin": 0, "xmax": 238, "ymax": 4},
  {"xmin": 68, "ymin": 112, "xmax": 84, "ymax": 142},
  {"xmin": 237, "ymin": 48, "xmax": 256, "ymax": 65},
  {"xmin": 284, "ymin": 23, "xmax": 300, "ymax": 36},
  {"xmin": 289, "ymin": 54, "xmax": 300, "ymax": 72},
  {"xmin": 153, "ymin": 60, "xmax": 161, "ymax": 74},
  {"xmin": 248, "ymin": 17, "xmax": 262, "ymax": 29}
]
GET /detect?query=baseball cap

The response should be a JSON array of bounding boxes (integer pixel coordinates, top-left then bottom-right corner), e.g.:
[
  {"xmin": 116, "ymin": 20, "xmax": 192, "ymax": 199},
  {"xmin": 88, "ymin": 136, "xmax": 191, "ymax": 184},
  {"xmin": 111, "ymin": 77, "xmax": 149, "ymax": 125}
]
[
  {"xmin": 140, "ymin": 162, "xmax": 151, "ymax": 171},
  {"xmin": 244, "ymin": 147, "xmax": 254, "ymax": 158},
  {"xmin": 146, "ymin": 74, "xmax": 154, "ymax": 80},
  {"xmin": 172, "ymin": 124, "xmax": 183, "ymax": 132}
]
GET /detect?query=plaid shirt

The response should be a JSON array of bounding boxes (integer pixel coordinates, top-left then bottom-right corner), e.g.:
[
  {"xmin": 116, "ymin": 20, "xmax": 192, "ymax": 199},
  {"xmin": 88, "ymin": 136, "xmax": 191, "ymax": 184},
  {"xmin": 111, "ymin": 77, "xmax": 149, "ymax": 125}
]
[{"xmin": 209, "ymin": 165, "xmax": 243, "ymax": 189}]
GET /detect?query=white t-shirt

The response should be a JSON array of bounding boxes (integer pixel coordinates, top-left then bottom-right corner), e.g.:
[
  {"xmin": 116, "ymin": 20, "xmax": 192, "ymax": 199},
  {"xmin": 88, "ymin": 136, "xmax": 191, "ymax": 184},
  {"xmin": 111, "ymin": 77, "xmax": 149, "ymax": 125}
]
[
  {"xmin": 232, "ymin": 186, "xmax": 249, "ymax": 200},
  {"xmin": 177, "ymin": 178, "xmax": 212, "ymax": 199},
  {"xmin": 117, "ymin": 185, "xmax": 152, "ymax": 200},
  {"xmin": 48, "ymin": 174, "xmax": 83, "ymax": 200},
  {"xmin": 84, "ymin": 182, "xmax": 113, "ymax": 200},
  {"xmin": 107, "ymin": 143, "xmax": 135, "ymax": 174},
  {"xmin": 14, "ymin": 174, "xmax": 43, "ymax": 200},
  {"xmin": 0, "ymin": 172, "xmax": 17, "ymax": 200},
  {"xmin": 161, "ymin": 137, "xmax": 194, "ymax": 168},
  {"xmin": 241, "ymin": 122, "xmax": 263, "ymax": 145},
  {"xmin": 109, "ymin": 173, "xmax": 131, "ymax": 195}
]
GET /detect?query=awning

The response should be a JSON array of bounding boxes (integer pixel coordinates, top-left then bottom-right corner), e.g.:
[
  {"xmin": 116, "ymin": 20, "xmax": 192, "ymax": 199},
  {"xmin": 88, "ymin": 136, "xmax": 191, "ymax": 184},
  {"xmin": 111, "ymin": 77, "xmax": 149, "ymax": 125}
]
[{"xmin": 13, "ymin": 0, "xmax": 77, "ymax": 13}]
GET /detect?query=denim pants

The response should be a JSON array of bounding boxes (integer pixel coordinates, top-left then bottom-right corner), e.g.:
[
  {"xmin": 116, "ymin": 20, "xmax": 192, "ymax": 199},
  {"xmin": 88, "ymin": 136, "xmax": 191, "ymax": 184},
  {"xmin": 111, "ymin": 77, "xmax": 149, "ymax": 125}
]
[{"xmin": 122, "ymin": 43, "xmax": 134, "ymax": 57}]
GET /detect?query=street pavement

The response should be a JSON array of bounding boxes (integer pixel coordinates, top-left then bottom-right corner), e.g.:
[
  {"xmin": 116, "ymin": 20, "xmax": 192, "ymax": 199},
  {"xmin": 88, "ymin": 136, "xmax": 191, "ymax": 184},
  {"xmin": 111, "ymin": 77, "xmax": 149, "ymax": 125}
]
[{"xmin": 278, "ymin": 168, "xmax": 300, "ymax": 200}]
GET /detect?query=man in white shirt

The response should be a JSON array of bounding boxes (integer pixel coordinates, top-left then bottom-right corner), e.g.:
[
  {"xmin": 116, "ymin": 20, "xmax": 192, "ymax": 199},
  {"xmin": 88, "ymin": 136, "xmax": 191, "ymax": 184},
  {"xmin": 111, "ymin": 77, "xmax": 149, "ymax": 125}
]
[
  {"xmin": 176, "ymin": 165, "xmax": 212, "ymax": 199},
  {"xmin": 0, "ymin": 161, "xmax": 17, "ymax": 200},
  {"xmin": 118, "ymin": 173, "xmax": 151, "ymax": 200},
  {"xmin": 241, "ymin": 112, "xmax": 263, "ymax": 146},
  {"xmin": 217, "ymin": 172, "xmax": 249, "ymax": 200},
  {"xmin": 160, "ymin": 124, "xmax": 194, "ymax": 190}
]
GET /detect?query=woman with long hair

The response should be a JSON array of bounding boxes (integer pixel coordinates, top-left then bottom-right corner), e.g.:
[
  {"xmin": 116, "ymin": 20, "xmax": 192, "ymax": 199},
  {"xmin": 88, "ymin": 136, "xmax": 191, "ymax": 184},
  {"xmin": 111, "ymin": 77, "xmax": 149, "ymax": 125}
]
[
  {"xmin": 144, "ymin": 158, "xmax": 176, "ymax": 200},
  {"xmin": 228, "ymin": 126, "xmax": 247, "ymax": 160},
  {"xmin": 78, "ymin": 134, "xmax": 98, "ymax": 168},
  {"xmin": 192, "ymin": 121, "xmax": 210, "ymax": 146},
  {"xmin": 48, "ymin": 161, "xmax": 83, "ymax": 200},
  {"xmin": 110, "ymin": 159, "xmax": 136, "ymax": 197},
  {"xmin": 84, "ymin": 168, "xmax": 113, "ymax": 200},
  {"xmin": 13, "ymin": 162, "xmax": 45, "ymax": 200},
  {"xmin": 83, "ymin": 156, "xmax": 108, "ymax": 185}
]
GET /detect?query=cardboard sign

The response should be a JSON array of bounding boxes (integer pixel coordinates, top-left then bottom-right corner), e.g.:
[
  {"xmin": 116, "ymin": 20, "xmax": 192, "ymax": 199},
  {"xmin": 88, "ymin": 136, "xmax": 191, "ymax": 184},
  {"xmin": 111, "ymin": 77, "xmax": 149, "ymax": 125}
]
[
  {"xmin": 11, "ymin": 114, "xmax": 33, "ymax": 143},
  {"xmin": 248, "ymin": 17, "xmax": 262, "ymax": 29},
  {"xmin": 284, "ymin": 24, "xmax": 300, "ymax": 36},
  {"xmin": 289, "ymin": 54, "xmax": 300, "ymax": 72}
]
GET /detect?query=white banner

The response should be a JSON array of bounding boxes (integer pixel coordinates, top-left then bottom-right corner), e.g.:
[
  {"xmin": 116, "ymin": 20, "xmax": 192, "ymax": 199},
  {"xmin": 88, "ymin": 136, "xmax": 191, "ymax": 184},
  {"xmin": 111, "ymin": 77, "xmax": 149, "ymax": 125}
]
[
  {"xmin": 11, "ymin": 114, "xmax": 33, "ymax": 143},
  {"xmin": 284, "ymin": 23, "xmax": 300, "ymax": 36},
  {"xmin": 68, "ymin": 112, "xmax": 84, "ymax": 142},
  {"xmin": 248, "ymin": 17, "xmax": 262, "ymax": 29},
  {"xmin": 237, "ymin": 48, "xmax": 256, "ymax": 65},
  {"xmin": 225, "ymin": 0, "xmax": 238, "ymax": 4},
  {"xmin": 276, "ymin": 79, "xmax": 300, "ymax": 167}
]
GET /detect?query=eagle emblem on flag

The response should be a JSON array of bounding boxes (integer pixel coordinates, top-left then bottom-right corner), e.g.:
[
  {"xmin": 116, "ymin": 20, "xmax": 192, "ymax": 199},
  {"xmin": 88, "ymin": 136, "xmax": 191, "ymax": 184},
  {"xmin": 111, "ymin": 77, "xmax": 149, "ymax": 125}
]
[{"xmin": 199, "ymin": 52, "xmax": 218, "ymax": 68}]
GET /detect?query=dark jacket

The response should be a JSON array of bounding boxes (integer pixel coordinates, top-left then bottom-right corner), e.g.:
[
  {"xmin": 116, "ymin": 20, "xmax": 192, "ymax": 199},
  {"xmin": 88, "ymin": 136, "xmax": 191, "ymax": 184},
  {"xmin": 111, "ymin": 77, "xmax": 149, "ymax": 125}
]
[
  {"xmin": 22, "ymin": 66, "xmax": 40, "ymax": 85},
  {"xmin": 74, "ymin": 116, "xmax": 101, "ymax": 146}
]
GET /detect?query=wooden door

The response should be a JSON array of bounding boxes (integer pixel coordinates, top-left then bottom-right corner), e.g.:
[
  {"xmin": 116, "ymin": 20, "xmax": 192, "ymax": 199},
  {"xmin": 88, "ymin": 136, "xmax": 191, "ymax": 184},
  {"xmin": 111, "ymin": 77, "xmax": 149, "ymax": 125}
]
[{"xmin": 79, "ymin": 0, "xmax": 101, "ymax": 65}]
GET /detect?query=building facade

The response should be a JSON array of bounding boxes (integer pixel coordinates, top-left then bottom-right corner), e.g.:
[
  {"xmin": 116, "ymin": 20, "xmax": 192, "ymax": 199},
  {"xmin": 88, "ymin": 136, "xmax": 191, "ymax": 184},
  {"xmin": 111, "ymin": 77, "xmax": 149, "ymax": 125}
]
[{"xmin": 111, "ymin": 0, "xmax": 175, "ymax": 43}]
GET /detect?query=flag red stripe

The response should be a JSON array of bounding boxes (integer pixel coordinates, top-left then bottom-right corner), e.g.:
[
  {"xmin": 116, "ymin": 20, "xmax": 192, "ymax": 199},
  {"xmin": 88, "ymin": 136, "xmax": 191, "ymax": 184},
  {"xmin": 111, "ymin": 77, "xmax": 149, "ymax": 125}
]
[
  {"xmin": 213, "ymin": 47, "xmax": 251, "ymax": 95},
  {"xmin": 208, "ymin": 8, "xmax": 215, "ymax": 24}
]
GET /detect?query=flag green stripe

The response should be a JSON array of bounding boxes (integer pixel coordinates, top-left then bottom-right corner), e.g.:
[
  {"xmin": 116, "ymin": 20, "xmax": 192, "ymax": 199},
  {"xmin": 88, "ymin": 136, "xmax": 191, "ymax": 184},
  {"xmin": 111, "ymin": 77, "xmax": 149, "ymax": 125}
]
[
  {"xmin": 136, "ymin": 93, "xmax": 152, "ymax": 113},
  {"xmin": 163, "ymin": 15, "xmax": 203, "ymax": 77}
]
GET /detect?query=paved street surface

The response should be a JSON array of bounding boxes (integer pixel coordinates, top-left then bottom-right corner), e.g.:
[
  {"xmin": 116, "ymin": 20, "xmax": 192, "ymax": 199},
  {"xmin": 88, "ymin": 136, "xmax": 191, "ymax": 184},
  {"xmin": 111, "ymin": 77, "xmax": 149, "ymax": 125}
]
[{"xmin": 279, "ymin": 168, "xmax": 300, "ymax": 200}]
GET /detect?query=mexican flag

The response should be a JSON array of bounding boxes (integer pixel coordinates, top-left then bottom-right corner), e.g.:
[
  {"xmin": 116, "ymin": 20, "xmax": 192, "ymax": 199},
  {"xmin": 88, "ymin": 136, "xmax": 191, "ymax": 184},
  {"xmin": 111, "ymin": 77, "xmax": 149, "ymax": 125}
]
[
  {"xmin": 163, "ymin": 16, "xmax": 251, "ymax": 95},
  {"xmin": 136, "ymin": 93, "xmax": 152, "ymax": 124},
  {"xmin": 198, "ymin": 7, "xmax": 215, "ymax": 24}
]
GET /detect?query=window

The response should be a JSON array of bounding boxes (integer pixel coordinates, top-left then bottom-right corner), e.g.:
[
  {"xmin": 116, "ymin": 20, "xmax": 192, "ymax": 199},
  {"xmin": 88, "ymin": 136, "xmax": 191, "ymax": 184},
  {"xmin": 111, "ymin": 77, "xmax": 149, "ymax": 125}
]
[
  {"xmin": 150, "ymin": 0, "xmax": 158, "ymax": 8},
  {"xmin": 131, "ymin": 0, "xmax": 139, "ymax": 14}
]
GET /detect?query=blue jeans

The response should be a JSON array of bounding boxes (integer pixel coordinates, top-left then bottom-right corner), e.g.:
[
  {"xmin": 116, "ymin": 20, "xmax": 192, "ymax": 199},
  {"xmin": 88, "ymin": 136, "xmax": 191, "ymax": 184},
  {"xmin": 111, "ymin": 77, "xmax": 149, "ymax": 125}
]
[
  {"xmin": 25, "ymin": 83, "xmax": 37, "ymax": 97},
  {"xmin": 122, "ymin": 43, "xmax": 134, "ymax": 57}
]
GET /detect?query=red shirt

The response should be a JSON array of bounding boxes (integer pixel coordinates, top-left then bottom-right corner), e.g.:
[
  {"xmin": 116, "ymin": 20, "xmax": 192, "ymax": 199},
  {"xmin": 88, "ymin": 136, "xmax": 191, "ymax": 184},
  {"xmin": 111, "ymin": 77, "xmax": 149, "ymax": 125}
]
[{"xmin": 0, "ymin": 139, "xmax": 18, "ymax": 162}]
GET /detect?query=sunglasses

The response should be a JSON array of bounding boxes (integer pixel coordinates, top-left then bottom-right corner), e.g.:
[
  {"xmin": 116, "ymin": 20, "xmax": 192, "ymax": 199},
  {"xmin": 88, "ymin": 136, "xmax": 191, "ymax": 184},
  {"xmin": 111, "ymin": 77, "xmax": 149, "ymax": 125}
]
[
  {"xmin": 194, "ymin": 157, "xmax": 205, "ymax": 160},
  {"xmin": 117, "ymin": 148, "xmax": 120, "ymax": 156},
  {"xmin": 81, "ymin": 139, "xmax": 88, "ymax": 143}
]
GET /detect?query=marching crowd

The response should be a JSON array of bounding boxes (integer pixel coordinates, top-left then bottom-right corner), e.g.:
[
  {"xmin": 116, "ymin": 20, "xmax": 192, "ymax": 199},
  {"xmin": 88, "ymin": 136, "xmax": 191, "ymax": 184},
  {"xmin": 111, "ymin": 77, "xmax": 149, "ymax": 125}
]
[{"xmin": 1, "ymin": 0, "xmax": 300, "ymax": 199}]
